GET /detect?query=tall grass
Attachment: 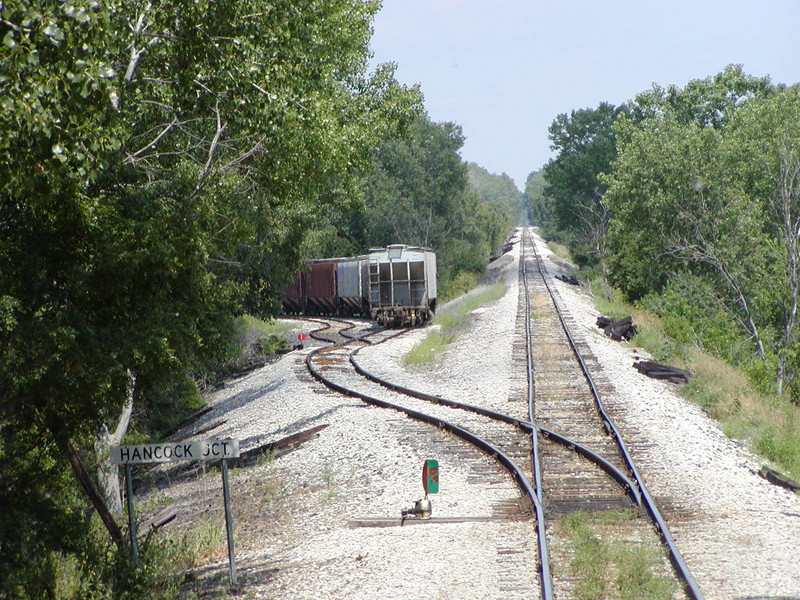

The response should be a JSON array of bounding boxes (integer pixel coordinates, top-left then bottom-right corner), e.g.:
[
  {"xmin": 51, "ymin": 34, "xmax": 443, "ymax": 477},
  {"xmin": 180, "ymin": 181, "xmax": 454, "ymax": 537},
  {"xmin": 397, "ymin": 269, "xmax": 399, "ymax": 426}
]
[
  {"xmin": 39, "ymin": 514, "xmax": 225, "ymax": 600},
  {"xmin": 404, "ymin": 283, "xmax": 507, "ymax": 364}
]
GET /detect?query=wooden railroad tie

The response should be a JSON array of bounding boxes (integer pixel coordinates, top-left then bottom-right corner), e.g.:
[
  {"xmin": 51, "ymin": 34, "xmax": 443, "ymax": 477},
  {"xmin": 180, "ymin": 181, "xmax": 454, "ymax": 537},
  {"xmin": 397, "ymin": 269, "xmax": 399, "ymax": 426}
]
[
  {"xmin": 758, "ymin": 465, "xmax": 800, "ymax": 492},
  {"xmin": 596, "ymin": 315, "xmax": 637, "ymax": 341},
  {"xmin": 633, "ymin": 360, "xmax": 691, "ymax": 384},
  {"xmin": 556, "ymin": 273, "xmax": 581, "ymax": 286}
]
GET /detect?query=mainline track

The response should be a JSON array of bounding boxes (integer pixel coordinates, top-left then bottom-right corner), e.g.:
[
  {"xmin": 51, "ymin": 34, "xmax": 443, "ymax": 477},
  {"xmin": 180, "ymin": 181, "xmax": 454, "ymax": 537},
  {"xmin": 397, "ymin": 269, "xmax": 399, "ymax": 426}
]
[
  {"xmin": 521, "ymin": 230, "xmax": 704, "ymax": 600},
  {"xmin": 299, "ymin": 226, "xmax": 704, "ymax": 599}
]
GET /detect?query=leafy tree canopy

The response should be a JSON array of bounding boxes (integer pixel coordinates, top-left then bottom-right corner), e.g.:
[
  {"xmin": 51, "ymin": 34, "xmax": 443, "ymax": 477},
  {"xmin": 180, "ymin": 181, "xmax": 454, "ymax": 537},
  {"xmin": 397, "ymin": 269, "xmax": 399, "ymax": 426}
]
[
  {"xmin": 1, "ymin": 0, "xmax": 421, "ymax": 592},
  {"xmin": 540, "ymin": 102, "xmax": 622, "ymax": 267}
]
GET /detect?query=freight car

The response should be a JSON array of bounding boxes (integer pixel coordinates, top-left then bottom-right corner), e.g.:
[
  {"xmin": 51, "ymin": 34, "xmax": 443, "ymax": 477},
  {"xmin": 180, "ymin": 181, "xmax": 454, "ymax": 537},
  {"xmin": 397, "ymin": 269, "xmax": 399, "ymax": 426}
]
[
  {"xmin": 279, "ymin": 245, "xmax": 436, "ymax": 327},
  {"xmin": 367, "ymin": 245, "xmax": 437, "ymax": 326}
]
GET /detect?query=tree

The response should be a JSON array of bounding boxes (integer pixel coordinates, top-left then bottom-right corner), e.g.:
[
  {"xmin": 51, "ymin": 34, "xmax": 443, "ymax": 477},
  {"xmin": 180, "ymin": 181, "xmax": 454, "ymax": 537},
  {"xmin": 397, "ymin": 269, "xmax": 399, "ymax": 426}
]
[
  {"xmin": 1, "ymin": 0, "xmax": 421, "ymax": 591},
  {"xmin": 466, "ymin": 162, "xmax": 524, "ymax": 252},
  {"xmin": 541, "ymin": 102, "xmax": 622, "ymax": 268},
  {"xmin": 724, "ymin": 86, "xmax": 800, "ymax": 395},
  {"xmin": 364, "ymin": 116, "xmax": 469, "ymax": 248},
  {"xmin": 628, "ymin": 64, "xmax": 775, "ymax": 129},
  {"xmin": 524, "ymin": 170, "xmax": 549, "ymax": 228},
  {"xmin": 604, "ymin": 74, "xmax": 800, "ymax": 398}
]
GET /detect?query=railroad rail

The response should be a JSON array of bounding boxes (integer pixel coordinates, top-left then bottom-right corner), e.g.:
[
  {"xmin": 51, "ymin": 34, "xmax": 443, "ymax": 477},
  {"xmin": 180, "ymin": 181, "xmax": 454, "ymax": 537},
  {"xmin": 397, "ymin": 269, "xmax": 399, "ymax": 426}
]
[
  {"xmin": 521, "ymin": 228, "xmax": 704, "ymax": 599},
  {"xmin": 299, "ymin": 226, "xmax": 705, "ymax": 599}
]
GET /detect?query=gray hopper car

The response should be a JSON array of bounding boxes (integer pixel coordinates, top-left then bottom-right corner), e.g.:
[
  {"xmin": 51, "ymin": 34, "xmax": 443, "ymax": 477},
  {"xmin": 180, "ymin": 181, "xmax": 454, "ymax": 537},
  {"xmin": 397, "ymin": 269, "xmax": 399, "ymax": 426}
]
[
  {"xmin": 279, "ymin": 245, "xmax": 437, "ymax": 327},
  {"xmin": 367, "ymin": 245, "xmax": 436, "ymax": 327}
]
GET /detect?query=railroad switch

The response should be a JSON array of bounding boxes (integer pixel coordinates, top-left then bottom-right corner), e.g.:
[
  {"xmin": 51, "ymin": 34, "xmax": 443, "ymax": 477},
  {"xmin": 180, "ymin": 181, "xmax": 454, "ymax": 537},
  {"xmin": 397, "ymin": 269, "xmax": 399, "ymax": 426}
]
[{"xmin": 401, "ymin": 497, "xmax": 432, "ymax": 520}]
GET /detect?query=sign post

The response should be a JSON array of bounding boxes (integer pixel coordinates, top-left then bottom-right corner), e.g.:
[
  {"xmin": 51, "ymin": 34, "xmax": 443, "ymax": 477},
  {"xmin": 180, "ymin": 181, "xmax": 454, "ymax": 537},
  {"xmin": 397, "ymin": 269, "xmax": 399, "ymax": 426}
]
[
  {"xmin": 112, "ymin": 439, "xmax": 240, "ymax": 587},
  {"xmin": 124, "ymin": 463, "xmax": 139, "ymax": 567},
  {"xmin": 220, "ymin": 458, "xmax": 237, "ymax": 587}
]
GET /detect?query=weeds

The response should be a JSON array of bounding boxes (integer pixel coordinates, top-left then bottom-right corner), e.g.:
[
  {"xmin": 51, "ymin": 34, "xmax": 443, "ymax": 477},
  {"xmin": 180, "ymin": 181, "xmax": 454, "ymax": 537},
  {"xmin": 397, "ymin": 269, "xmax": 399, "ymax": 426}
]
[
  {"xmin": 547, "ymin": 241, "xmax": 573, "ymax": 263},
  {"xmin": 405, "ymin": 283, "xmax": 506, "ymax": 364},
  {"xmin": 556, "ymin": 510, "xmax": 674, "ymax": 600},
  {"xmin": 26, "ymin": 514, "xmax": 225, "ymax": 600}
]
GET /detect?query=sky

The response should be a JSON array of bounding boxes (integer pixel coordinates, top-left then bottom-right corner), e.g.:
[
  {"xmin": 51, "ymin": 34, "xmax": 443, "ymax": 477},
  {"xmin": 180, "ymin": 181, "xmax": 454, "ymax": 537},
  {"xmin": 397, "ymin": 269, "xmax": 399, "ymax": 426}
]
[{"xmin": 369, "ymin": 0, "xmax": 800, "ymax": 191}]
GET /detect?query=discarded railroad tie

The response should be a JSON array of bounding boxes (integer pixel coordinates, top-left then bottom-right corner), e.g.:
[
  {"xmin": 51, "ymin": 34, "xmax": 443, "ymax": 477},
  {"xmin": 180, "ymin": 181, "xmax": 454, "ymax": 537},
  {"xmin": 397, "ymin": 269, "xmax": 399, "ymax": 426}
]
[
  {"xmin": 596, "ymin": 315, "xmax": 637, "ymax": 341},
  {"xmin": 556, "ymin": 273, "xmax": 581, "ymax": 286},
  {"xmin": 758, "ymin": 466, "xmax": 800, "ymax": 492},
  {"xmin": 633, "ymin": 360, "xmax": 691, "ymax": 383}
]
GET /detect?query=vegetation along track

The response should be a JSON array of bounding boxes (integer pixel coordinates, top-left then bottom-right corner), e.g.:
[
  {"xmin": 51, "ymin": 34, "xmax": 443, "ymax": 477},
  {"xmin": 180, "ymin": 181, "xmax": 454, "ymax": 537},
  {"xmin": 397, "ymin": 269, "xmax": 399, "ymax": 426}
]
[{"xmin": 521, "ymin": 227, "xmax": 704, "ymax": 599}]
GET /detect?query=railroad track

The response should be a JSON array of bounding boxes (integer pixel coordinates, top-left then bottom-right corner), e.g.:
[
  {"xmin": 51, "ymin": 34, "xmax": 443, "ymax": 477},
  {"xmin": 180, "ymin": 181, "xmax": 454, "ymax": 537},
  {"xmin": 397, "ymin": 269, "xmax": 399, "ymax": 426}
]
[
  {"xmin": 299, "ymin": 226, "xmax": 704, "ymax": 599},
  {"xmin": 521, "ymin": 228, "xmax": 703, "ymax": 599}
]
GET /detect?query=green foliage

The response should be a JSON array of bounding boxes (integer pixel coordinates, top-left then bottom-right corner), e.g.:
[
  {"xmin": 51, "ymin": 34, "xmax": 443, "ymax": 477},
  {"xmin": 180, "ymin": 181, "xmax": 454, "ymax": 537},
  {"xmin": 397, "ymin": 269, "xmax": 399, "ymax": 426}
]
[
  {"xmin": 639, "ymin": 279, "xmax": 751, "ymax": 363},
  {"xmin": 466, "ymin": 161, "xmax": 524, "ymax": 250},
  {"xmin": 524, "ymin": 170, "xmax": 548, "ymax": 227},
  {"xmin": 541, "ymin": 102, "xmax": 622, "ymax": 267},
  {"xmin": 439, "ymin": 271, "xmax": 479, "ymax": 302},
  {"xmin": 628, "ymin": 64, "xmax": 775, "ymax": 129},
  {"xmin": 1, "ymin": 0, "xmax": 423, "ymax": 593},
  {"xmin": 557, "ymin": 510, "xmax": 674, "ymax": 600},
  {"xmin": 312, "ymin": 113, "xmax": 514, "ymax": 295},
  {"xmin": 604, "ymin": 74, "xmax": 800, "ymax": 400}
]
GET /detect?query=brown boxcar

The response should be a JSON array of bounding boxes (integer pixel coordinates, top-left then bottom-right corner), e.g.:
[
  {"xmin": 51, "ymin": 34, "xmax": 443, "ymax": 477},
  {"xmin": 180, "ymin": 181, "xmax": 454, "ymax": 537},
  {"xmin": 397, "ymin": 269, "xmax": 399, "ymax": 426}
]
[
  {"xmin": 306, "ymin": 259, "xmax": 340, "ymax": 314},
  {"xmin": 279, "ymin": 270, "xmax": 305, "ymax": 314}
]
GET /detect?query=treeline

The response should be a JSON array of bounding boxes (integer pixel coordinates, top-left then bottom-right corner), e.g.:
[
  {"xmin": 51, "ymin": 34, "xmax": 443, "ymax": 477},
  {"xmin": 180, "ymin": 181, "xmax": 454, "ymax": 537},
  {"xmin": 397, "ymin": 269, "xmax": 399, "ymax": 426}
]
[
  {"xmin": 307, "ymin": 122, "xmax": 521, "ymax": 298},
  {"xmin": 529, "ymin": 64, "xmax": 800, "ymax": 400},
  {"xmin": 0, "ymin": 1, "xmax": 518, "ymax": 597}
]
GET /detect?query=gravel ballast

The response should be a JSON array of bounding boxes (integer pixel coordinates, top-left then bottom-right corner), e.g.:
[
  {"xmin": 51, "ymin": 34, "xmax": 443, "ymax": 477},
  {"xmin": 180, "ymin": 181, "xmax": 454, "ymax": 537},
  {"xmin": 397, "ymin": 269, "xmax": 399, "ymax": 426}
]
[{"xmin": 142, "ymin": 228, "xmax": 800, "ymax": 600}]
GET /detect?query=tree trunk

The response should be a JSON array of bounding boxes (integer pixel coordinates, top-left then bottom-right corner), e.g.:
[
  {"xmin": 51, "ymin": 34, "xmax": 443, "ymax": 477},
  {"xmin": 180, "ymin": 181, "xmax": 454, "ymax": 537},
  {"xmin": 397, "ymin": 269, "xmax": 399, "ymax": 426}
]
[
  {"xmin": 47, "ymin": 411, "xmax": 124, "ymax": 549},
  {"xmin": 95, "ymin": 371, "xmax": 135, "ymax": 514},
  {"xmin": 775, "ymin": 146, "xmax": 800, "ymax": 396}
]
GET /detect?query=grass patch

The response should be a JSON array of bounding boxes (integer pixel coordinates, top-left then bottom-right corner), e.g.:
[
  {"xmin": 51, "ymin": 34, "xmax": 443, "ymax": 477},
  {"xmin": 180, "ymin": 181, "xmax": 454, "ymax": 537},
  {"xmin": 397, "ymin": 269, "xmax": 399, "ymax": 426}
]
[
  {"xmin": 404, "ymin": 283, "xmax": 506, "ymax": 364},
  {"xmin": 547, "ymin": 240, "xmax": 573, "ymax": 263},
  {"xmin": 236, "ymin": 315, "xmax": 293, "ymax": 355},
  {"xmin": 45, "ymin": 515, "xmax": 226, "ymax": 600},
  {"xmin": 556, "ymin": 510, "xmax": 675, "ymax": 600}
]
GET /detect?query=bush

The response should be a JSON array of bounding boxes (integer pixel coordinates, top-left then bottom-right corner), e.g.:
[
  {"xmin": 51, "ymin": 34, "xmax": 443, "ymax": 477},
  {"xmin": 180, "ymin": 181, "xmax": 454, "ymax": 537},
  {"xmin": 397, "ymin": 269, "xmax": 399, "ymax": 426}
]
[{"xmin": 439, "ymin": 270, "xmax": 478, "ymax": 303}]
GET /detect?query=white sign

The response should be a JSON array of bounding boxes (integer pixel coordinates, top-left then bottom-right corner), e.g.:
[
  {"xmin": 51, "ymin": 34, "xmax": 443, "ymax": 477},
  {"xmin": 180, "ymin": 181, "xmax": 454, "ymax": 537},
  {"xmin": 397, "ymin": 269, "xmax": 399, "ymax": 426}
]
[{"xmin": 111, "ymin": 439, "xmax": 240, "ymax": 465}]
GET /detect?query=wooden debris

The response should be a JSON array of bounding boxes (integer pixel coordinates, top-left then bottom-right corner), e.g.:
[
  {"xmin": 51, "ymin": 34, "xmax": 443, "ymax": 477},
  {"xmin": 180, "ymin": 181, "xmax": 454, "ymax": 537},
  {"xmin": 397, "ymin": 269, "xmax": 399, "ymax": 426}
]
[
  {"xmin": 161, "ymin": 405, "xmax": 213, "ymax": 439},
  {"xmin": 758, "ymin": 466, "xmax": 800, "ymax": 492},
  {"xmin": 206, "ymin": 423, "xmax": 331, "ymax": 470},
  {"xmin": 244, "ymin": 423, "xmax": 329, "ymax": 461},
  {"xmin": 633, "ymin": 360, "xmax": 691, "ymax": 383},
  {"xmin": 556, "ymin": 273, "xmax": 581, "ymax": 286},
  {"xmin": 139, "ymin": 506, "xmax": 178, "ymax": 537},
  {"xmin": 192, "ymin": 419, "xmax": 227, "ymax": 437},
  {"xmin": 597, "ymin": 315, "xmax": 637, "ymax": 341}
]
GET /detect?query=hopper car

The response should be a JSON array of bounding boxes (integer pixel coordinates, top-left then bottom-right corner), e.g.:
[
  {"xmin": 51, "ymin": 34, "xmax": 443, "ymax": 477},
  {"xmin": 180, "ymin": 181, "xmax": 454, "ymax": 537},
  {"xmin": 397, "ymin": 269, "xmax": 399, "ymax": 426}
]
[{"xmin": 280, "ymin": 245, "xmax": 437, "ymax": 327}]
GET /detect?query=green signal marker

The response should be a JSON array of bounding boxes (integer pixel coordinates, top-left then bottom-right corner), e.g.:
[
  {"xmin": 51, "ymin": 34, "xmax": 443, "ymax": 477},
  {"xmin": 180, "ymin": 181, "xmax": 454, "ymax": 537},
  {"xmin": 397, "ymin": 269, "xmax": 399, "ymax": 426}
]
[{"xmin": 423, "ymin": 459, "xmax": 439, "ymax": 494}]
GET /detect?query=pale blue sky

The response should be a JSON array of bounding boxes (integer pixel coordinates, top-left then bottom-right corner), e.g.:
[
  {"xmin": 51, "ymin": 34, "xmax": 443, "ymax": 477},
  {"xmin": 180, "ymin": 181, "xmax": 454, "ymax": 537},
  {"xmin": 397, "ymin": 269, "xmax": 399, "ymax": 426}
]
[{"xmin": 370, "ymin": 0, "xmax": 799, "ymax": 190}]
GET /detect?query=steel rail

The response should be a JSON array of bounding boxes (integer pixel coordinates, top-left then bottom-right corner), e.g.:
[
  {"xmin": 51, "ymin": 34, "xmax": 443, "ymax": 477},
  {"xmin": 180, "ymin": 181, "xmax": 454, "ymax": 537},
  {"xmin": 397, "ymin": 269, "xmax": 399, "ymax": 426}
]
[
  {"xmin": 525, "ymin": 228, "xmax": 705, "ymax": 600},
  {"xmin": 305, "ymin": 340, "xmax": 554, "ymax": 600},
  {"xmin": 350, "ymin": 347, "xmax": 641, "ymax": 506},
  {"xmin": 519, "ymin": 231, "xmax": 553, "ymax": 600}
]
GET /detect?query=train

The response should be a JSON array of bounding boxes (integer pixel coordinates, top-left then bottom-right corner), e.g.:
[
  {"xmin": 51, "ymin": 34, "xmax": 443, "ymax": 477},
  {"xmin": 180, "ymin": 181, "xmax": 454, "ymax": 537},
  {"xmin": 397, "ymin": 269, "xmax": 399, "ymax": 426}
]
[{"xmin": 280, "ymin": 245, "xmax": 437, "ymax": 327}]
